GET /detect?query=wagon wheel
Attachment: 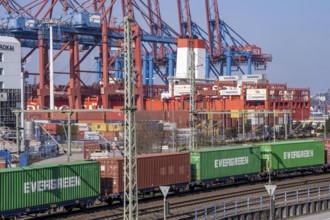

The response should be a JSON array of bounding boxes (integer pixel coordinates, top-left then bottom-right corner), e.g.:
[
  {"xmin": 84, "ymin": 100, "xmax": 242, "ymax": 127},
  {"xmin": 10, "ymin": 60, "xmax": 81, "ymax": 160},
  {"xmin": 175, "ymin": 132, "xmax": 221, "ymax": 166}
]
[
  {"xmin": 106, "ymin": 198, "xmax": 113, "ymax": 205},
  {"xmin": 64, "ymin": 205, "xmax": 74, "ymax": 213},
  {"xmin": 79, "ymin": 203, "xmax": 88, "ymax": 210},
  {"xmin": 189, "ymin": 185, "xmax": 195, "ymax": 191}
]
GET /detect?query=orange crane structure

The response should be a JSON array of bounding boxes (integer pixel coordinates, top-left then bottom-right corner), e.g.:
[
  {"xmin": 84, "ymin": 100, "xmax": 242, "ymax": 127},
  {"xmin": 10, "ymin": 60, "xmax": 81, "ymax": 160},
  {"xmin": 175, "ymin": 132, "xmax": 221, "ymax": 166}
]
[{"xmin": 0, "ymin": 1, "xmax": 309, "ymax": 124}]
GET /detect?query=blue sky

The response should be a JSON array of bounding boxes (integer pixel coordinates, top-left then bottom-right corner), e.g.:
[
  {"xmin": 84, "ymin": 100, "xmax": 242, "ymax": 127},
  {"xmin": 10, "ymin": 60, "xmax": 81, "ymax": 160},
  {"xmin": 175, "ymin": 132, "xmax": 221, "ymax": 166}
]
[{"xmin": 162, "ymin": 0, "xmax": 330, "ymax": 94}]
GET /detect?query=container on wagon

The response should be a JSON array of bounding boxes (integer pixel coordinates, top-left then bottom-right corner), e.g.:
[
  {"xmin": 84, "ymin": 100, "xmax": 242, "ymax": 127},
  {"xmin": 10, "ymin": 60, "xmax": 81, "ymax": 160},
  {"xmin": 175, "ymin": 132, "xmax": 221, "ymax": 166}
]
[
  {"xmin": 98, "ymin": 152, "xmax": 190, "ymax": 195},
  {"xmin": 0, "ymin": 161, "xmax": 100, "ymax": 216},
  {"xmin": 189, "ymin": 145, "xmax": 261, "ymax": 182},
  {"xmin": 258, "ymin": 140, "xmax": 325, "ymax": 172}
]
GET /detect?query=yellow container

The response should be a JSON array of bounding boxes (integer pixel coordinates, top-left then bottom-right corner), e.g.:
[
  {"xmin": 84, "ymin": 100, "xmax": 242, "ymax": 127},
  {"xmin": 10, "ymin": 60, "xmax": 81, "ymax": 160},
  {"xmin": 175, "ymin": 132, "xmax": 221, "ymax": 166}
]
[
  {"xmin": 92, "ymin": 123, "xmax": 108, "ymax": 132},
  {"xmin": 108, "ymin": 123, "xmax": 124, "ymax": 132},
  {"xmin": 231, "ymin": 110, "xmax": 240, "ymax": 119}
]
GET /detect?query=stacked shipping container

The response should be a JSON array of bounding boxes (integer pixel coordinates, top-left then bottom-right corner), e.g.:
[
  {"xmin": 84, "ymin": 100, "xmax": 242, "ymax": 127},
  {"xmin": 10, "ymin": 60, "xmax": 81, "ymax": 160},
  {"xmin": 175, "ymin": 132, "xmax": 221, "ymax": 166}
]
[{"xmin": 83, "ymin": 141, "xmax": 101, "ymax": 160}]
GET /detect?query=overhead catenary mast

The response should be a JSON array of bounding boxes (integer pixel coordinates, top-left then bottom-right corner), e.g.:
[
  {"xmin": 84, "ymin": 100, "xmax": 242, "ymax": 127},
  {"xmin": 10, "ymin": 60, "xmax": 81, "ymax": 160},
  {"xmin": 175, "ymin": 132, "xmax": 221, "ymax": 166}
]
[
  {"xmin": 189, "ymin": 39, "xmax": 197, "ymax": 150},
  {"xmin": 123, "ymin": 16, "xmax": 138, "ymax": 220}
]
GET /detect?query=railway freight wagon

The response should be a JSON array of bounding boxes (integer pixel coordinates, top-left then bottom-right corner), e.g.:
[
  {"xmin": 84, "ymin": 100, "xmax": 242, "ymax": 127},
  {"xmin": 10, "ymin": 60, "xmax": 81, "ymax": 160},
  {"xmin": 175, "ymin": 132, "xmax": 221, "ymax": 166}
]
[
  {"xmin": 98, "ymin": 152, "xmax": 191, "ymax": 198},
  {"xmin": 0, "ymin": 161, "xmax": 101, "ymax": 218},
  {"xmin": 259, "ymin": 140, "xmax": 325, "ymax": 172},
  {"xmin": 189, "ymin": 145, "xmax": 261, "ymax": 185}
]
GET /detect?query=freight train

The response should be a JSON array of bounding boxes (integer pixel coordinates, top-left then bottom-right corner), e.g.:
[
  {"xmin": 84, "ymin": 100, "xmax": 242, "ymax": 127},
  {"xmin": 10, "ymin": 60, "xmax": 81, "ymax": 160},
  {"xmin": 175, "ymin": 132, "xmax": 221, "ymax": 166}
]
[{"xmin": 0, "ymin": 139, "xmax": 327, "ymax": 218}]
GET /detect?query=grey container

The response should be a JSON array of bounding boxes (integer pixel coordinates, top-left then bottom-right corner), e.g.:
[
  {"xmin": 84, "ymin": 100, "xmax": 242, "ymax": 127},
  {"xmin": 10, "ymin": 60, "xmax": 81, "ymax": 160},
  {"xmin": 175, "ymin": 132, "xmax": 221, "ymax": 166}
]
[{"xmin": 24, "ymin": 120, "xmax": 35, "ymax": 140}]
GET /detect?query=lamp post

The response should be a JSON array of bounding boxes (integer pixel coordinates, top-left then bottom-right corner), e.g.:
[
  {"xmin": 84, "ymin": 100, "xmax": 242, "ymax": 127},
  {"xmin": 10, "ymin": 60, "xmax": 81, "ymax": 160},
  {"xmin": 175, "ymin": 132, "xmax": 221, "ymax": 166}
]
[
  {"xmin": 20, "ymin": 64, "xmax": 25, "ymax": 153},
  {"xmin": 44, "ymin": 18, "xmax": 60, "ymax": 110},
  {"xmin": 49, "ymin": 21, "xmax": 54, "ymax": 110},
  {"xmin": 172, "ymin": 110, "xmax": 175, "ymax": 151},
  {"xmin": 223, "ymin": 98, "xmax": 226, "ymax": 142},
  {"xmin": 273, "ymin": 109, "xmax": 276, "ymax": 143},
  {"xmin": 242, "ymin": 110, "xmax": 245, "ymax": 141},
  {"xmin": 263, "ymin": 110, "xmax": 266, "ymax": 142},
  {"xmin": 284, "ymin": 110, "xmax": 288, "ymax": 140},
  {"xmin": 324, "ymin": 114, "xmax": 327, "ymax": 139}
]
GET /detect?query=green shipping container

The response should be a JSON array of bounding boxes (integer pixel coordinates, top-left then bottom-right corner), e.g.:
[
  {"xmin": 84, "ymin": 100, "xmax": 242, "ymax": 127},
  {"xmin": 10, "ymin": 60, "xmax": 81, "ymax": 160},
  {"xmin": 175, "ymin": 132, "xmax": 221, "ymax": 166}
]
[
  {"xmin": 259, "ymin": 140, "xmax": 325, "ymax": 171},
  {"xmin": 190, "ymin": 145, "xmax": 261, "ymax": 181},
  {"xmin": 58, "ymin": 125, "xmax": 79, "ymax": 134},
  {"xmin": 0, "ymin": 161, "xmax": 100, "ymax": 214}
]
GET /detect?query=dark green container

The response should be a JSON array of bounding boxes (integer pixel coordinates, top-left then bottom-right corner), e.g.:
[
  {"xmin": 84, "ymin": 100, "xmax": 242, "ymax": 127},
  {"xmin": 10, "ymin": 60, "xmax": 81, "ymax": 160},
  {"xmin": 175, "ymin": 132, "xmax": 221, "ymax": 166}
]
[
  {"xmin": 58, "ymin": 125, "xmax": 79, "ymax": 134},
  {"xmin": 190, "ymin": 145, "xmax": 261, "ymax": 181},
  {"xmin": 0, "ymin": 161, "xmax": 100, "ymax": 213},
  {"xmin": 259, "ymin": 140, "xmax": 324, "ymax": 171}
]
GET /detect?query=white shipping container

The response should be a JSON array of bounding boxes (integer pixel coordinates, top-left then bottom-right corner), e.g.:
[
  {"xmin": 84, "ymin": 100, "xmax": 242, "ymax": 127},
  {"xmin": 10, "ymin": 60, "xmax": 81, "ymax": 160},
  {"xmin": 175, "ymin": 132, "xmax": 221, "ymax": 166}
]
[
  {"xmin": 246, "ymin": 89, "xmax": 267, "ymax": 101},
  {"xmin": 84, "ymin": 131, "xmax": 100, "ymax": 140},
  {"xmin": 89, "ymin": 14, "xmax": 101, "ymax": 23},
  {"xmin": 161, "ymin": 92, "xmax": 171, "ymax": 100},
  {"xmin": 33, "ymin": 120, "xmax": 50, "ymax": 124},
  {"xmin": 241, "ymin": 74, "xmax": 266, "ymax": 80},
  {"xmin": 90, "ymin": 150, "xmax": 110, "ymax": 159},
  {"xmin": 75, "ymin": 123, "xmax": 91, "ymax": 132},
  {"xmin": 219, "ymin": 75, "xmax": 239, "ymax": 81},
  {"xmin": 278, "ymin": 116, "xmax": 284, "ymax": 125},
  {"xmin": 250, "ymin": 117, "xmax": 264, "ymax": 125},
  {"xmin": 220, "ymin": 89, "xmax": 241, "ymax": 96},
  {"xmin": 174, "ymin": 85, "xmax": 190, "ymax": 96}
]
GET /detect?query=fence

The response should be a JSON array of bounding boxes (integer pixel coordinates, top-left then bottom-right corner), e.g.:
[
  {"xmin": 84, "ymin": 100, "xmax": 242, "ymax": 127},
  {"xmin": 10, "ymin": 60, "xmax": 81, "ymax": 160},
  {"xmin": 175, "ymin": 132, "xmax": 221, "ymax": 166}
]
[{"xmin": 193, "ymin": 185, "xmax": 330, "ymax": 219}]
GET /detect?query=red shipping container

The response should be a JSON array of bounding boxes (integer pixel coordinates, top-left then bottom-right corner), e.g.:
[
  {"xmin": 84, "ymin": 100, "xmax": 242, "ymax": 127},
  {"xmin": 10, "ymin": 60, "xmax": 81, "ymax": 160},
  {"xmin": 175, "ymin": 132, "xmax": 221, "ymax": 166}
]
[
  {"xmin": 25, "ymin": 112, "xmax": 50, "ymax": 120},
  {"xmin": 323, "ymin": 139, "xmax": 330, "ymax": 164},
  {"xmin": 78, "ymin": 119, "xmax": 105, "ymax": 123},
  {"xmin": 78, "ymin": 112, "xmax": 105, "ymax": 121},
  {"xmin": 42, "ymin": 123, "xmax": 59, "ymax": 135},
  {"xmin": 51, "ymin": 112, "xmax": 78, "ymax": 121},
  {"xmin": 83, "ymin": 141, "xmax": 101, "ymax": 160},
  {"xmin": 136, "ymin": 110, "xmax": 165, "ymax": 121},
  {"xmin": 78, "ymin": 131, "xmax": 85, "ymax": 139},
  {"xmin": 105, "ymin": 112, "xmax": 124, "ymax": 122},
  {"xmin": 0, "ymin": 160, "xmax": 6, "ymax": 169},
  {"xmin": 100, "ymin": 131, "xmax": 118, "ymax": 140},
  {"xmin": 98, "ymin": 152, "xmax": 191, "ymax": 195},
  {"xmin": 166, "ymin": 111, "xmax": 190, "ymax": 128}
]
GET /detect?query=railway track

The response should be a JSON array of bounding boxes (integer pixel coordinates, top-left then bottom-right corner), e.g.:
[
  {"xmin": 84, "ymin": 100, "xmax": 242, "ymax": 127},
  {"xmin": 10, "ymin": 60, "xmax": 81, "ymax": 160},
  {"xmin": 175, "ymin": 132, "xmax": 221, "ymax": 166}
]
[{"xmin": 30, "ymin": 172, "xmax": 330, "ymax": 220}]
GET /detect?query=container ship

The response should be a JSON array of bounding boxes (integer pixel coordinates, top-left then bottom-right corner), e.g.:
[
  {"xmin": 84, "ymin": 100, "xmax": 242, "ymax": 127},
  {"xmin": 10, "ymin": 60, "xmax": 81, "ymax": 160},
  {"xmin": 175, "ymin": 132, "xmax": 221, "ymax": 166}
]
[
  {"xmin": 0, "ymin": 2, "xmax": 310, "ymax": 143},
  {"xmin": 24, "ymin": 39, "xmax": 310, "ymax": 125}
]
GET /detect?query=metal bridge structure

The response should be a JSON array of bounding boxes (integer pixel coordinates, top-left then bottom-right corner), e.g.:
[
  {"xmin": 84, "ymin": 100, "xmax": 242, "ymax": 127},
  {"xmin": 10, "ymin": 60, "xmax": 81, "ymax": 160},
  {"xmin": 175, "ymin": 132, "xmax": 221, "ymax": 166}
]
[{"xmin": 0, "ymin": 0, "xmax": 272, "ymax": 111}]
